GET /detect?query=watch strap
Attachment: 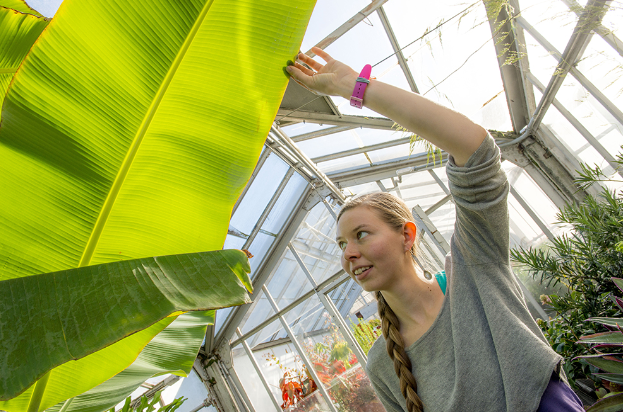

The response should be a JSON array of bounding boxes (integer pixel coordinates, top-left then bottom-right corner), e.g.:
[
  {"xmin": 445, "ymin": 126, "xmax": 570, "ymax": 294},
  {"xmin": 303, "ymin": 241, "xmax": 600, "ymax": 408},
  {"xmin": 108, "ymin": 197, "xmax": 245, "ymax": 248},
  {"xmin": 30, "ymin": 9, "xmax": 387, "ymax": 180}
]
[{"xmin": 350, "ymin": 64, "xmax": 372, "ymax": 109}]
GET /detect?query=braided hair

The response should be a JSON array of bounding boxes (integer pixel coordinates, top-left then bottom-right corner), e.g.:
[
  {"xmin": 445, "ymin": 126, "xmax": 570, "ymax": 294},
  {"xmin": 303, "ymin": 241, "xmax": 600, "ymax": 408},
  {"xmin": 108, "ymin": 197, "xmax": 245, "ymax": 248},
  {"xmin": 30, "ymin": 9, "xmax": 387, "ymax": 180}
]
[{"xmin": 337, "ymin": 192, "xmax": 424, "ymax": 412}]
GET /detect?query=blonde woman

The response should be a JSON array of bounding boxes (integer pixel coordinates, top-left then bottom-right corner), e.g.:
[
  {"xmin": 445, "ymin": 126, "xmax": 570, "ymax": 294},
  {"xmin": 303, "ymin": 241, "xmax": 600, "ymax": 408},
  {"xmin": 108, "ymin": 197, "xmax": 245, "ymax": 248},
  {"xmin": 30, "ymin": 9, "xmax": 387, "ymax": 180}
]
[{"xmin": 286, "ymin": 48, "xmax": 584, "ymax": 412}]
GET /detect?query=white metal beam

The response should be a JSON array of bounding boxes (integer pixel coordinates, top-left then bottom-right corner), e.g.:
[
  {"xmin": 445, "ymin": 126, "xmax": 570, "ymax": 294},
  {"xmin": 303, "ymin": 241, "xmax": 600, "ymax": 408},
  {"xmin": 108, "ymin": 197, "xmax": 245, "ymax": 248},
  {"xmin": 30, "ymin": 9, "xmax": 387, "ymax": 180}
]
[
  {"xmin": 525, "ymin": 0, "xmax": 612, "ymax": 134},
  {"xmin": 526, "ymin": 72, "xmax": 623, "ymax": 178},
  {"xmin": 560, "ymin": 0, "xmax": 623, "ymax": 58},
  {"xmin": 311, "ymin": 137, "xmax": 411, "ymax": 163},
  {"xmin": 517, "ymin": 15, "xmax": 623, "ymax": 127},
  {"xmin": 305, "ymin": 0, "xmax": 389, "ymax": 57},
  {"xmin": 376, "ymin": 5, "xmax": 420, "ymax": 93}
]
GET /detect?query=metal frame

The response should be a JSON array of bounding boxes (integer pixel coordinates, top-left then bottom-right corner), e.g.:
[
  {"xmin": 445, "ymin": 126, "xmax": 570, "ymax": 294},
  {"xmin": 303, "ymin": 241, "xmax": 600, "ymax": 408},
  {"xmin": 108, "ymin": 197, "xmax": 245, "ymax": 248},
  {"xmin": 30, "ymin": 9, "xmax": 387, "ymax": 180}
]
[
  {"xmin": 263, "ymin": 285, "xmax": 340, "ymax": 412},
  {"xmin": 197, "ymin": 2, "xmax": 623, "ymax": 410},
  {"xmin": 305, "ymin": 0, "xmax": 389, "ymax": 57},
  {"xmin": 525, "ymin": 0, "xmax": 612, "ymax": 134},
  {"xmin": 526, "ymin": 72, "xmax": 623, "ymax": 178},
  {"xmin": 516, "ymin": 15, "xmax": 623, "ymax": 127},
  {"xmin": 376, "ymin": 5, "xmax": 419, "ymax": 93},
  {"xmin": 560, "ymin": 0, "xmax": 623, "ymax": 58}
]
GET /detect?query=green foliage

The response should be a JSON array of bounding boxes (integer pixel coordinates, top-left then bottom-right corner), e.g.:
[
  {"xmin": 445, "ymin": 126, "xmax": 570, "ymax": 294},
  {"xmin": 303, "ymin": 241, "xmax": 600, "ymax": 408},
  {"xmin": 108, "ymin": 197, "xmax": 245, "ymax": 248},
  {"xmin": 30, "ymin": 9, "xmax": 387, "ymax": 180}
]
[
  {"xmin": 110, "ymin": 391, "xmax": 186, "ymax": 412},
  {"xmin": 0, "ymin": 0, "xmax": 317, "ymax": 409},
  {"xmin": 576, "ymin": 280, "xmax": 623, "ymax": 411},
  {"xmin": 512, "ymin": 152, "xmax": 623, "ymax": 387},
  {"xmin": 349, "ymin": 318, "xmax": 381, "ymax": 356},
  {"xmin": 575, "ymin": 146, "xmax": 623, "ymax": 191}
]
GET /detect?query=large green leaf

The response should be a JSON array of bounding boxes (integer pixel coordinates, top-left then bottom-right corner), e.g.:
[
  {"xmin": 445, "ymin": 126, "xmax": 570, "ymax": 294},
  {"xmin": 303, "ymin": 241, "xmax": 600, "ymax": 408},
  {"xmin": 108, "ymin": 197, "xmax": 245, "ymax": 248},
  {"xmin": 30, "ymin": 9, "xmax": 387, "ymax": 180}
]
[
  {"xmin": 0, "ymin": 249, "xmax": 252, "ymax": 401},
  {"xmin": 0, "ymin": 4, "xmax": 48, "ymax": 109},
  {"xmin": 0, "ymin": 0, "xmax": 43, "ymax": 17},
  {"xmin": 0, "ymin": 0, "xmax": 316, "ymax": 406},
  {"xmin": 0, "ymin": 317, "xmax": 174, "ymax": 412},
  {"xmin": 45, "ymin": 311, "xmax": 215, "ymax": 412}
]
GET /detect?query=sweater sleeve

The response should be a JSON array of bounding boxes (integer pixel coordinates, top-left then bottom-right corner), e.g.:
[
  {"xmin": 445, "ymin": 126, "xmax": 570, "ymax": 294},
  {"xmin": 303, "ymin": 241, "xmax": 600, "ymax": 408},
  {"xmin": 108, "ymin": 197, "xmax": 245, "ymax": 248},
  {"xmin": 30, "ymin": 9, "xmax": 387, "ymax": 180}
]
[{"xmin": 445, "ymin": 133, "xmax": 510, "ymax": 265}]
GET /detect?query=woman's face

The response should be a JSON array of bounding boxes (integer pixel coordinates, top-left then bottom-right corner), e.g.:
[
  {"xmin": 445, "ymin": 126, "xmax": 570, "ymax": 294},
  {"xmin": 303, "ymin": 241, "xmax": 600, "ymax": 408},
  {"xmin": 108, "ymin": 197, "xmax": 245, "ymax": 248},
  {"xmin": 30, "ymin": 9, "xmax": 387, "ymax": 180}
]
[{"xmin": 336, "ymin": 206, "xmax": 413, "ymax": 292}]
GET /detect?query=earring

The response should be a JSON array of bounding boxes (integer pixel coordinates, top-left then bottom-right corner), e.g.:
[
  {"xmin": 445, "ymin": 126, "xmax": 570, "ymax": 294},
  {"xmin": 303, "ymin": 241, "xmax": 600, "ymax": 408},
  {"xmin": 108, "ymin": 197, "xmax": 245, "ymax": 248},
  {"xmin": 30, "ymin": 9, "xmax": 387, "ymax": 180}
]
[{"xmin": 424, "ymin": 271, "xmax": 432, "ymax": 280}]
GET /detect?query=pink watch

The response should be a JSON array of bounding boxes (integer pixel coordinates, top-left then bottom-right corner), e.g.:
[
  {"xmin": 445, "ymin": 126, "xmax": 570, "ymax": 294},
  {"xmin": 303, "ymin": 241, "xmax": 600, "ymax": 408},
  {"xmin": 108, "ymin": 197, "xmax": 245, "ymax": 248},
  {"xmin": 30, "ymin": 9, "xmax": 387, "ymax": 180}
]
[{"xmin": 350, "ymin": 64, "xmax": 372, "ymax": 109}]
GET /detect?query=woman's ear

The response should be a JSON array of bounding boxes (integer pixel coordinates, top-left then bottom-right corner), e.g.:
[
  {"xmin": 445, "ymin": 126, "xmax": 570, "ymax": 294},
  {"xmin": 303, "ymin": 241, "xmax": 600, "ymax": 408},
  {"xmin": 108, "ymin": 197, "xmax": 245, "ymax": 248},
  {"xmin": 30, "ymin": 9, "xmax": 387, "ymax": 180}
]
[{"xmin": 403, "ymin": 221, "xmax": 417, "ymax": 253}]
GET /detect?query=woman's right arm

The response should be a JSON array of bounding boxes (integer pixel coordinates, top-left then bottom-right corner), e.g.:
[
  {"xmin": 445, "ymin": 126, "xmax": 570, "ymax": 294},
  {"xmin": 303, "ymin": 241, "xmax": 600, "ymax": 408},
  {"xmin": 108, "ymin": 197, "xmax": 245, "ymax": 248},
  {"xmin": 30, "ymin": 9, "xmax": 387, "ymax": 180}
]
[{"xmin": 287, "ymin": 47, "xmax": 487, "ymax": 167}]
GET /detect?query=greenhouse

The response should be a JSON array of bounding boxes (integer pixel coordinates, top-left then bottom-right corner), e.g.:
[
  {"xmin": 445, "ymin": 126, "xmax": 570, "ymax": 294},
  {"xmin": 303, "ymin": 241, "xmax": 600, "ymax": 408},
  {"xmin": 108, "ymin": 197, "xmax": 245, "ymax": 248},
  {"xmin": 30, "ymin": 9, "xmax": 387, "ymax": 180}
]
[{"xmin": 1, "ymin": 0, "xmax": 622, "ymax": 411}]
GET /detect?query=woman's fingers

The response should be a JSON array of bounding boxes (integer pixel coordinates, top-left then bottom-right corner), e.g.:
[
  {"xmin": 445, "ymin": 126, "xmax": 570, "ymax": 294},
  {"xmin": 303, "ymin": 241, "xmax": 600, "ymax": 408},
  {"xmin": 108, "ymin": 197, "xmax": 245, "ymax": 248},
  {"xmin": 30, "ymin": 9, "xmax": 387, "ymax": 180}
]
[
  {"xmin": 311, "ymin": 47, "xmax": 333, "ymax": 63},
  {"xmin": 297, "ymin": 52, "xmax": 323, "ymax": 72},
  {"xmin": 294, "ymin": 62, "xmax": 315, "ymax": 77}
]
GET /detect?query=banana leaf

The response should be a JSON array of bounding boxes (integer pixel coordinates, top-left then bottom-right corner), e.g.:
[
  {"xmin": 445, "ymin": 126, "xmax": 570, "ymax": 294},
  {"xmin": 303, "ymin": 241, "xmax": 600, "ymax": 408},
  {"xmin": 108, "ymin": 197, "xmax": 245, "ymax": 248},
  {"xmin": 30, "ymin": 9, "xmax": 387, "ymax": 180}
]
[
  {"xmin": 0, "ymin": 0, "xmax": 316, "ymax": 408},
  {"xmin": 0, "ymin": 3, "xmax": 48, "ymax": 110},
  {"xmin": 45, "ymin": 311, "xmax": 214, "ymax": 412},
  {"xmin": 0, "ymin": 0, "xmax": 43, "ymax": 17},
  {"xmin": 0, "ymin": 249, "xmax": 251, "ymax": 411}
]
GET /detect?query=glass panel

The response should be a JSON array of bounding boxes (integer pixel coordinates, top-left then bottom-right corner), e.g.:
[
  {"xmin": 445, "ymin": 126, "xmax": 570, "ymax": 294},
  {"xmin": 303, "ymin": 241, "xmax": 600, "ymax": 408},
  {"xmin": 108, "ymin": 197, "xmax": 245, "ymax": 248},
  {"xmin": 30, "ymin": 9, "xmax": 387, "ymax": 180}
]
[
  {"xmin": 574, "ymin": 35, "xmax": 623, "ymax": 128},
  {"xmin": 292, "ymin": 306, "xmax": 385, "ymax": 412},
  {"xmin": 249, "ymin": 232, "xmax": 276, "ymax": 274},
  {"xmin": 523, "ymin": 30, "xmax": 563, "ymax": 90},
  {"xmin": 384, "ymin": 0, "xmax": 510, "ymax": 127},
  {"xmin": 317, "ymin": 154, "xmax": 370, "ymax": 175},
  {"xmin": 223, "ymin": 234, "xmax": 245, "ymax": 250},
  {"xmin": 503, "ymin": 162, "xmax": 564, "ymax": 238},
  {"xmin": 262, "ymin": 173, "xmax": 308, "ymax": 234},
  {"xmin": 164, "ymin": 370, "xmax": 212, "ymax": 412},
  {"xmin": 298, "ymin": 129, "xmax": 367, "ymax": 160},
  {"xmin": 241, "ymin": 297, "xmax": 276, "ymax": 336},
  {"xmin": 215, "ymin": 306, "xmax": 233, "ymax": 334},
  {"xmin": 301, "ymin": 0, "xmax": 372, "ymax": 52},
  {"xmin": 231, "ymin": 341, "xmax": 283, "ymax": 412},
  {"xmin": 518, "ymin": 0, "xmax": 578, "ymax": 52},
  {"xmin": 230, "ymin": 153, "xmax": 289, "ymax": 235}
]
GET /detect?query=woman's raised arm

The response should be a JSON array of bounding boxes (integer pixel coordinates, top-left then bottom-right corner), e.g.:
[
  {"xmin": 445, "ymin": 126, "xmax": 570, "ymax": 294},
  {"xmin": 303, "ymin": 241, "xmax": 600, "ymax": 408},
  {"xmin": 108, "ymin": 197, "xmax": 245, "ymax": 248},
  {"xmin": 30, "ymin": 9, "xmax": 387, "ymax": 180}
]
[{"xmin": 286, "ymin": 47, "xmax": 487, "ymax": 167}]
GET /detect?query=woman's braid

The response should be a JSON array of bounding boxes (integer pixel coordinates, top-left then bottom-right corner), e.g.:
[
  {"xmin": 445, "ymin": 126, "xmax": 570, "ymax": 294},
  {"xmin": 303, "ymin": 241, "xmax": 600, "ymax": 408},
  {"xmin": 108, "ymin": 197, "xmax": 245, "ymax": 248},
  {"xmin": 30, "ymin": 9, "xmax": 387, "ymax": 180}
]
[{"xmin": 376, "ymin": 291, "xmax": 424, "ymax": 412}]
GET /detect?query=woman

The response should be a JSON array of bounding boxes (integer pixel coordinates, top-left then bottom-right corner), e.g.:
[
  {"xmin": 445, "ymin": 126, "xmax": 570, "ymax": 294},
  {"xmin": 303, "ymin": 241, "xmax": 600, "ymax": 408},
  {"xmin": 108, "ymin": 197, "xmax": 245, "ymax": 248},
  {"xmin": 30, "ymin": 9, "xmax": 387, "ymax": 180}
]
[{"xmin": 286, "ymin": 48, "xmax": 584, "ymax": 412}]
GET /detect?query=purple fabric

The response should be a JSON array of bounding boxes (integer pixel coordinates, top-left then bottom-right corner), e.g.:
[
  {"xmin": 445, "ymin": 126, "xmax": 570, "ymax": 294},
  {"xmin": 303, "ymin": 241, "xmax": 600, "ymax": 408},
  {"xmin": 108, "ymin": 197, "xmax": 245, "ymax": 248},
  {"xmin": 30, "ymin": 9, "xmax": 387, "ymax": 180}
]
[{"xmin": 536, "ymin": 372, "xmax": 584, "ymax": 412}]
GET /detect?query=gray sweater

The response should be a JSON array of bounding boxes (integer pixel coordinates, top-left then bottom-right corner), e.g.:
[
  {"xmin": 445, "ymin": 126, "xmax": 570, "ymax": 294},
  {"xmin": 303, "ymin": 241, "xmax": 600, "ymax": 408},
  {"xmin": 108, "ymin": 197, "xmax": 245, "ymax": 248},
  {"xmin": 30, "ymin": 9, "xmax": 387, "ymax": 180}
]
[{"xmin": 366, "ymin": 135, "xmax": 561, "ymax": 412}]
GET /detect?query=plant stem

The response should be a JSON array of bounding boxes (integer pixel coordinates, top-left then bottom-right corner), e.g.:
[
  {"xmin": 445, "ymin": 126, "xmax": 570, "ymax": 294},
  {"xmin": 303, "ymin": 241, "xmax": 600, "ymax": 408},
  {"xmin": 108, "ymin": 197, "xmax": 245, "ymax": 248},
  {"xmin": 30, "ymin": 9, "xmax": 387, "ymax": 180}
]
[{"xmin": 27, "ymin": 371, "xmax": 51, "ymax": 412}]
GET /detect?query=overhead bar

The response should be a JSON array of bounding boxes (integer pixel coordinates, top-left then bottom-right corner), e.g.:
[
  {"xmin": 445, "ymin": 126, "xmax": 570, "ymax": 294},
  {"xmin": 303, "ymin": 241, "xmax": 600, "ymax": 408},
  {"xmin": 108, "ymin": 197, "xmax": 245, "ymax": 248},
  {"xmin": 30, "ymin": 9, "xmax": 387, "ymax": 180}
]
[
  {"xmin": 292, "ymin": 126, "xmax": 357, "ymax": 142},
  {"xmin": 524, "ymin": 0, "xmax": 612, "ymax": 134},
  {"xmin": 516, "ymin": 15, "xmax": 623, "ymax": 127},
  {"xmin": 376, "ymin": 6, "xmax": 420, "ymax": 93},
  {"xmin": 305, "ymin": 0, "xmax": 389, "ymax": 57},
  {"xmin": 311, "ymin": 137, "xmax": 411, "ymax": 164}
]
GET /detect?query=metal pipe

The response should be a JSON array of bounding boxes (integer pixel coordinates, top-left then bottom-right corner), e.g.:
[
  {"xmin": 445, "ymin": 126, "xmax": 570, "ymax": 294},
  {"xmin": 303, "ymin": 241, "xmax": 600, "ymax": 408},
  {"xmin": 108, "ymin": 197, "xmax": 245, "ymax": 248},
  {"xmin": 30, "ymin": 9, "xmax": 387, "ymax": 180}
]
[
  {"xmin": 292, "ymin": 126, "xmax": 357, "ymax": 142},
  {"xmin": 217, "ymin": 360, "xmax": 255, "ymax": 412}
]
